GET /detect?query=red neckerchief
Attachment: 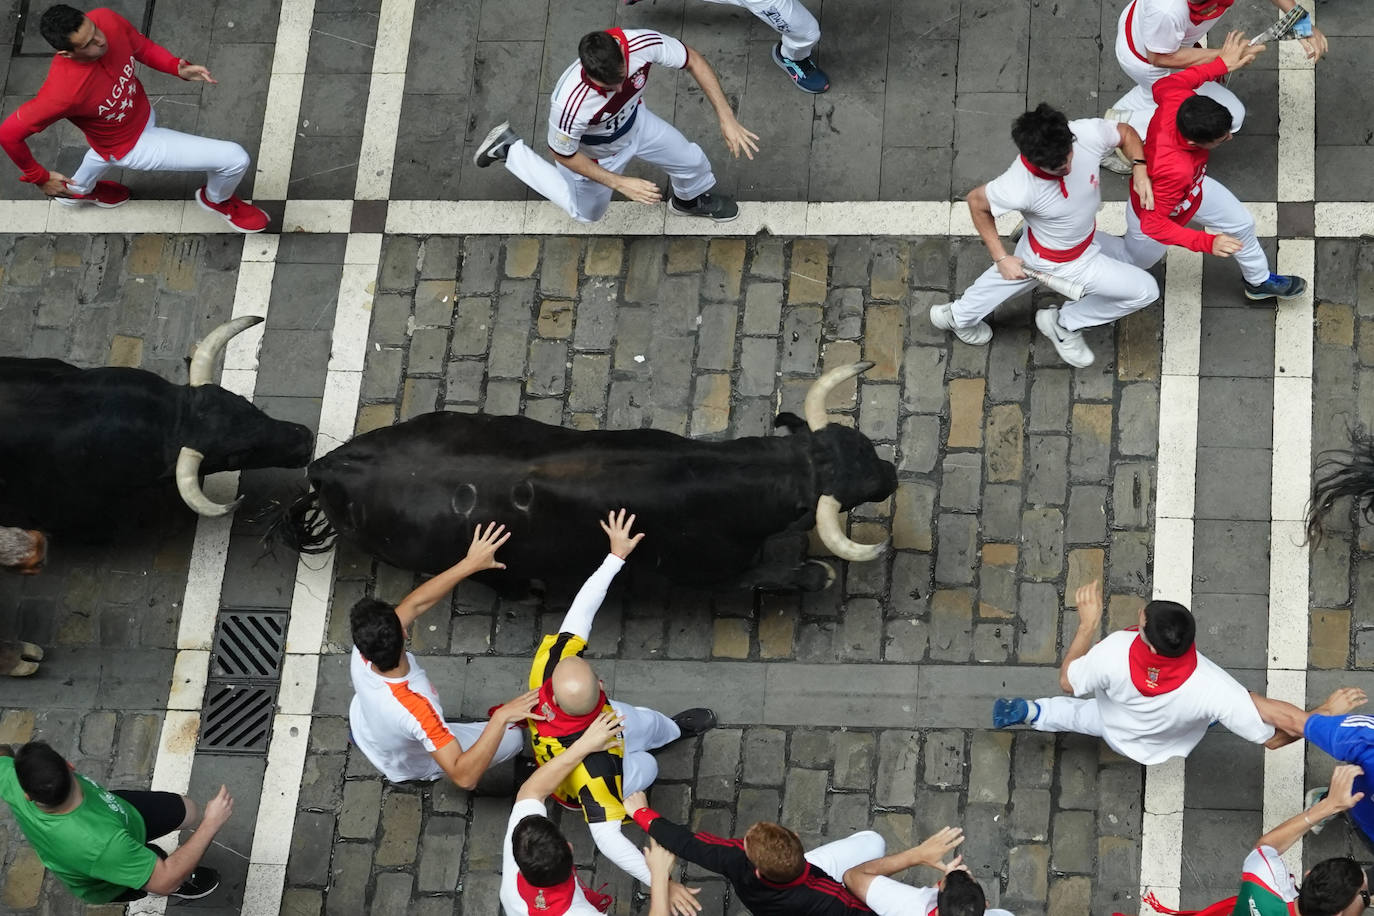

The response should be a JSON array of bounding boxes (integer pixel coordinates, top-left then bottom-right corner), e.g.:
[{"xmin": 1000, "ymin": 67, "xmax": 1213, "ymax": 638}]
[
  {"xmin": 580, "ymin": 29, "xmax": 633, "ymax": 95},
  {"xmin": 535, "ymin": 679, "xmax": 610, "ymax": 738},
  {"xmin": 1187, "ymin": 0, "xmax": 1235, "ymax": 24},
  {"xmin": 1126, "ymin": 628, "xmax": 1198, "ymax": 696},
  {"xmin": 1020, "ymin": 155, "xmax": 1068, "ymax": 198},
  {"xmin": 516, "ymin": 873, "xmax": 612, "ymax": 914}
]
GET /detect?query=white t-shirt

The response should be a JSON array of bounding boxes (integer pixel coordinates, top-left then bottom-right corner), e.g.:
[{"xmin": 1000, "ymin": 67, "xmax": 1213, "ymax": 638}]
[
  {"xmin": 348, "ymin": 646, "xmax": 454, "ymax": 782},
  {"xmin": 1130, "ymin": 0, "xmax": 1218, "ymax": 57},
  {"xmin": 863, "ymin": 878, "xmax": 1016, "ymax": 916},
  {"xmin": 983, "ymin": 118, "xmax": 1119, "ymax": 255},
  {"xmin": 1239, "ymin": 846, "xmax": 1299, "ymax": 903},
  {"xmin": 1067, "ymin": 630, "xmax": 1276, "ymax": 765},
  {"xmin": 547, "ymin": 29, "xmax": 689, "ymax": 158},
  {"xmin": 500, "ymin": 798, "xmax": 604, "ymax": 916}
]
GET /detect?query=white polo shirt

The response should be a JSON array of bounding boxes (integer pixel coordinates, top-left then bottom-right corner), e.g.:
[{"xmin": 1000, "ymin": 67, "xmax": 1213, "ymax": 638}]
[
  {"xmin": 546, "ymin": 28, "xmax": 689, "ymax": 159},
  {"xmin": 1128, "ymin": 0, "xmax": 1220, "ymax": 58},
  {"xmin": 348, "ymin": 646, "xmax": 454, "ymax": 782},
  {"xmin": 1066, "ymin": 630, "xmax": 1275, "ymax": 765}
]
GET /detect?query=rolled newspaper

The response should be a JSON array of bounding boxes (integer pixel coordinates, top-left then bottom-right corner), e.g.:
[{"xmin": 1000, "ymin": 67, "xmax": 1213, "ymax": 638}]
[
  {"xmin": 1023, "ymin": 267, "xmax": 1086, "ymax": 301},
  {"xmin": 1250, "ymin": 5, "xmax": 1309, "ymax": 45}
]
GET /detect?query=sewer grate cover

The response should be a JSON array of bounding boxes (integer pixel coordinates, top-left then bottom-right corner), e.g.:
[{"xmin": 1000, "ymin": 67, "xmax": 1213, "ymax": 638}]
[{"xmin": 200, "ymin": 608, "xmax": 287, "ymax": 755}]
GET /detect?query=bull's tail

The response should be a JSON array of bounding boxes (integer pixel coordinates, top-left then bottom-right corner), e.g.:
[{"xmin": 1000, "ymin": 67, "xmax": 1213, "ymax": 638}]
[
  {"xmin": 259, "ymin": 490, "xmax": 338, "ymax": 555},
  {"xmin": 1308, "ymin": 427, "xmax": 1374, "ymax": 543}
]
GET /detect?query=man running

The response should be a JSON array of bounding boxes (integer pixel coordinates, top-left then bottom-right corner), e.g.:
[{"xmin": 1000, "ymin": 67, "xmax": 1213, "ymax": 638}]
[
  {"xmin": 473, "ymin": 28, "xmax": 758, "ymax": 223},
  {"xmin": 0, "ymin": 5, "xmax": 269, "ymax": 232}
]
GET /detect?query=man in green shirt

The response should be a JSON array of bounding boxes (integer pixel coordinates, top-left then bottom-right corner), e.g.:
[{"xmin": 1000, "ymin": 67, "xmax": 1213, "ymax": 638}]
[{"xmin": 0, "ymin": 741, "xmax": 233, "ymax": 903}]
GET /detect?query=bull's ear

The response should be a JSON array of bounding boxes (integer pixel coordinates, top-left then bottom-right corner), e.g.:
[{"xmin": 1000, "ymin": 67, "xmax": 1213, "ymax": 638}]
[{"xmin": 773, "ymin": 412, "xmax": 806, "ymax": 434}]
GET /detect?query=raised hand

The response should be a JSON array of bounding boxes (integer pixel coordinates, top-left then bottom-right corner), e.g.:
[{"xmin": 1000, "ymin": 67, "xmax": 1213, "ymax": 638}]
[
  {"xmin": 494, "ymin": 688, "xmax": 544, "ymax": 726},
  {"xmin": 600, "ymin": 508, "xmax": 645, "ymax": 559},
  {"xmin": 1073, "ymin": 579, "xmax": 1104, "ymax": 627},
  {"xmin": 914, "ymin": 826, "xmax": 965, "ymax": 870},
  {"xmin": 464, "ymin": 521, "xmax": 510, "ymax": 571},
  {"xmin": 572, "ymin": 710, "xmax": 626, "ymax": 754}
]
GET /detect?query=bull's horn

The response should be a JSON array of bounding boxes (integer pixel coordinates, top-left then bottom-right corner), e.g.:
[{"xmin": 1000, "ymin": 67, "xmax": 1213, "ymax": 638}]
[
  {"xmin": 803, "ymin": 361, "xmax": 875, "ymax": 432},
  {"xmin": 175, "ymin": 447, "xmax": 243, "ymax": 517},
  {"xmin": 189, "ymin": 315, "xmax": 264, "ymax": 387},
  {"xmin": 814, "ymin": 494, "xmax": 886, "ymax": 563}
]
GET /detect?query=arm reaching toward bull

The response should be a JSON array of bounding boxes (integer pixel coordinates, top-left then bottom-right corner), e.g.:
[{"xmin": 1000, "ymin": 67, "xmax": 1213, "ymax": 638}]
[
  {"xmin": 558, "ymin": 510, "xmax": 644, "ymax": 641},
  {"xmin": 395, "ymin": 522, "xmax": 510, "ymax": 630}
]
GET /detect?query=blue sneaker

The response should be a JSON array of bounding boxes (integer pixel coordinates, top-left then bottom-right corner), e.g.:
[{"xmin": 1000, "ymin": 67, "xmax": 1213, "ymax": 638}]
[
  {"xmin": 1243, "ymin": 273, "xmax": 1307, "ymax": 301},
  {"xmin": 993, "ymin": 697, "xmax": 1032, "ymax": 728},
  {"xmin": 771, "ymin": 43, "xmax": 829, "ymax": 94}
]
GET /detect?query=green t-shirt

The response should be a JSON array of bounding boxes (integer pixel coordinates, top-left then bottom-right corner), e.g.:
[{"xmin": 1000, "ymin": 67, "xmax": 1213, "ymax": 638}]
[{"xmin": 0, "ymin": 758, "xmax": 158, "ymax": 902}]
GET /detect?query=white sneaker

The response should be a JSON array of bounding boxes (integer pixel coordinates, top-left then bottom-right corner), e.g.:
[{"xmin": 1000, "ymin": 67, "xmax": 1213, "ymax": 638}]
[
  {"xmin": 1035, "ymin": 307, "xmax": 1095, "ymax": 368},
  {"xmin": 1100, "ymin": 109, "xmax": 1136, "ymax": 174},
  {"xmin": 929, "ymin": 304, "xmax": 993, "ymax": 346},
  {"xmin": 1303, "ymin": 786, "xmax": 1334, "ymax": 834}
]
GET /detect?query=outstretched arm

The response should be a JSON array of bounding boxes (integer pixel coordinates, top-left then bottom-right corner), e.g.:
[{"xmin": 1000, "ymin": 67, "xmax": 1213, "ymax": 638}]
[
  {"xmin": 1257, "ymin": 764, "xmax": 1364, "ymax": 854},
  {"xmin": 682, "ymin": 46, "xmax": 759, "ymax": 160},
  {"xmin": 515, "ymin": 711, "xmax": 624, "ymax": 802},
  {"xmin": 843, "ymin": 827, "xmax": 964, "ymax": 901},
  {"xmin": 556, "ymin": 510, "xmax": 644, "ymax": 640},
  {"xmin": 1254, "ymin": 687, "xmax": 1367, "ymax": 749},
  {"xmin": 1059, "ymin": 581, "xmax": 1103, "ymax": 694},
  {"xmin": 396, "ymin": 522, "xmax": 510, "ymax": 630}
]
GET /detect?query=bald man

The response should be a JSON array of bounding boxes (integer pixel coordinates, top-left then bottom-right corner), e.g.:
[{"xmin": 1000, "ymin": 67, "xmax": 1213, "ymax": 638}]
[{"xmin": 527, "ymin": 510, "xmax": 716, "ymax": 887}]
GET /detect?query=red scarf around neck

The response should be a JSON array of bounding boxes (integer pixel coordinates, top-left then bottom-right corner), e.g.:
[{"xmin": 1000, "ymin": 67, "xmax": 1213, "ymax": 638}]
[
  {"xmin": 535, "ymin": 678, "xmax": 610, "ymax": 738},
  {"xmin": 1187, "ymin": 0, "xmax": 1235, "ymax": 24},
  {"xmin": 516, "ymin": 873, "xmax": 612, "ymax": 914},
  {"xmin": 1020, "ymin": 155, "xmax": 1069, "ymax": 198},
  {"xmin": 1126, "ymin": 628, "xmax": 1198, "ymax": 696}
]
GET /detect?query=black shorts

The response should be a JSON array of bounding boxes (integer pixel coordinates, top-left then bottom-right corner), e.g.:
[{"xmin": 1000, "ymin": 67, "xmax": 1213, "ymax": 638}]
[{"xmin": 111, "ymin": 790, "xmax": 187, "ymax": 842}]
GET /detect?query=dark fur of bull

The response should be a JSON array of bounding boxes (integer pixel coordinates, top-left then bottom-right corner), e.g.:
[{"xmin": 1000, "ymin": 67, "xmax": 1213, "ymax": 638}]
[
  {"xmin": 275, "ymin": 363, "xmax": 897, "ymax": 591},
  {"xmin": 1308, "ymin": 427, "xmax": 1374, "ymax": 542},
  {"xmin": 0, "ymin": 317, "xmax": 313, "ymax": 532}
]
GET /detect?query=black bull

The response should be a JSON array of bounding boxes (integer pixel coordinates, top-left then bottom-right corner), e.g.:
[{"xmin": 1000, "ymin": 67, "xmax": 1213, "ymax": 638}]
[
  {"xmin": 0, "ymin": 317, "xmax": 313, "ymax": 532},
  {"xmin": 280, "ymin": 363, "xmax": 898, "ymax": 591}
]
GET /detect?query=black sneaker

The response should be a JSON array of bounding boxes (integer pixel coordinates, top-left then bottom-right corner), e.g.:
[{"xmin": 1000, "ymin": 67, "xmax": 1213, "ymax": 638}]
[
  {"xmin": 1243, "ymin": 273, "xmax": 1307, "ymax": 301},
  {"xmin": 171, "ymin": 867, "xmax": 220, "ymax": 900},
  {"xmin": 670, "ymin": 708, "xmax": 717, "ymax": 738},
  {"xmin": 474, "ymin": 121, "xmax": 518, "ymax": 168},
  {"xmin": 669, "ymin": 192, "xmax": 738, "ymax": 223}
]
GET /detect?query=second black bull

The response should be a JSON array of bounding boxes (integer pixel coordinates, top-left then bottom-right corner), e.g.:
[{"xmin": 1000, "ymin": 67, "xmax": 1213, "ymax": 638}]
[{"xmin": 277, "ymin": 362, "xmax": 897, "ymax": 591}]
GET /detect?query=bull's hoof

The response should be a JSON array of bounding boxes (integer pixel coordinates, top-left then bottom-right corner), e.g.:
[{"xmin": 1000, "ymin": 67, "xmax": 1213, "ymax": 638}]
[
  {"xmin": 799, "ymin": 559, "xmax": 836, "ymax": 591},
  {"xmin": 0, "ymin": 641, "xmax": 42, "ymax": 676}
]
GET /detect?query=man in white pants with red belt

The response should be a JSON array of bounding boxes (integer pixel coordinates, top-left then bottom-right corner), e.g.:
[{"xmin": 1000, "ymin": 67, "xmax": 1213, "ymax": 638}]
[
  {"xmin": 0, "ymin": 5, "xmax": 269, "ymax": 232},
  {"xmin": 473, "ymin": 28, "xmax": 758, "ymax": 224},
  {"xmin": 1101, "ymin": 0, "xmax": 1326, "ymax": 170},
  {"xmin": 624, "ymin": 0, "xmax": 829, "ymax": 93},
  {"xmin": 928, "ymin": 103, "xmax": 1160, "ymax": 369}
]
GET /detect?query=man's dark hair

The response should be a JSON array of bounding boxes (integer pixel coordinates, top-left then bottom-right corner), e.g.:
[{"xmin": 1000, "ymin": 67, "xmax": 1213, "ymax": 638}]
[
  {"xmin": 1011, "ymin": 103, "xmax": 1074, "ymax": 171},
  {"xmin": 938, "ymin": 869, "xmax": 987, "ymax": 916},
  {"xmin": 1143, "ymin": 600, "xmax": 1196, "ymax": 657},
  {"xmin": 40, "ymin": 4, "xmax": 86, "ymax": 51},
  {"xmin": 14, "ymin": 741, "xmax": 72, "ymax": 807},
  {"xmin": 350, "ymin": 597, "xmax": 404, "ymax": 671},
  {"xmin": 1299, "ymin": 857, "xmax": 1366, "ymax": 916},
  {"xmin": 579, "ymin": 31, "xmax": 626, "ymax": 86},
  {"xmin": 1176, "ymin": 96, "xmax": 1232, "ymax": 144},
  {"xmin": 512, "ymin": 814, "xmax": 574, "ymax": 886}
]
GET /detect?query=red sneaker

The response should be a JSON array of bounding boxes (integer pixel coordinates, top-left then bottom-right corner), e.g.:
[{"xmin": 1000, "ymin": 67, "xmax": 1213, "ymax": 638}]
[
  {"xmin": 55, "ymin": 180, "xmax": 130, "ymax": 208},
  {"xmin": 195, "ymin": 187, "xmax": 270, "ymax": 233}
]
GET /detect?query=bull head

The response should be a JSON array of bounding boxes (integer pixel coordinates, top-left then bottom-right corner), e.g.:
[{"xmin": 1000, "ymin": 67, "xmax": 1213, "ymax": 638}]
[
  {"xmin": 175, "ymin": 316, "xmax": 264, "ymax": 517},
  {"xmin": 0, "ymin": 527, "xmax": 46, "ymax": 574},
  {"xmin": 802, "ymin": 362, "xmax": 889, "ymax": 562}
]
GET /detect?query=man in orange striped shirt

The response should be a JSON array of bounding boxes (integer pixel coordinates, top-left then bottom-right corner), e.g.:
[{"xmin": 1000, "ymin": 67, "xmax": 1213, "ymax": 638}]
[{"xmin": 348, "ymin": 522, "xmax": 541, "ymax": 787}]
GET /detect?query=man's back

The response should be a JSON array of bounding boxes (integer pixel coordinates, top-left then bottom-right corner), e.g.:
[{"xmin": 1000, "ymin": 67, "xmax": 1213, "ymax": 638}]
[{"xmin": 347, "ymin": 646, "xmax": 452, "ymax": 782}]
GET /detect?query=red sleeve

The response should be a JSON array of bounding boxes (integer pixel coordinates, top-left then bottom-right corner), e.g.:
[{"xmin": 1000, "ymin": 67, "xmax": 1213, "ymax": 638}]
[
  {"xmin": 1140, "ymin": 203, "xmax": 1216, "ymax": 253},
  {"xmin": 0, "ymin": 110, "xmax": 50, "ymax": 184},
  {"xmin": 1151, "ymin": 56, "xmax": 1230, "ymax": 106},
  {"xmin": 105, "ymin": 10, "xmax": 182, "ymax": 76}
]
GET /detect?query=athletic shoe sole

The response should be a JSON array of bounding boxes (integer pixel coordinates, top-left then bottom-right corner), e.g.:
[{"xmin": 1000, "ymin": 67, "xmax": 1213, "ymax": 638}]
[
  {"xmin": 668, "ymin": 199, "xmax": 738, "ymax": 223},
  {"xmin": 1244, "ymin": 278, "xmax": 1307, "ymax": 301},
  {"xmin": 474, "ymin": 122, "xmax": 515, "ymax": 168}
]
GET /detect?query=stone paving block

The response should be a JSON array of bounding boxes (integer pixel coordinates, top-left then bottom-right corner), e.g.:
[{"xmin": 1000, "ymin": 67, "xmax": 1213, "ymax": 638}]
[
  {"xmin": 1026, "ymin": 434, "xmax": 1069, "ymax": 506},
  {"xmin": 875, "ymin": 730, "xmax": 919, "ymax": 807},
  {"xmin": 1011, "ymin": 787, "xmax": 1052, "ymax": 843},
  {"xmin": 968, "ymin": 731, "xmax": 1012, "ymax": 805},
  {"xmin": 1057, "ymin": 742, "xmax": 1099, "ymax": 810},
  {"xmin": 325, "ymin": 842, "xmax": 371, "ymax": 916},
  {"xmin": 287, "ymin": 810, "xmax": 335, "ymax": 886},
  {"xmin": 416, "ymin": 816, "xmax": 466, "ymax": 892},
  {"xmin": 1069, "ymin": 403, "xmax": 1112, "ymax": 481},
  {"xmin": 929, "ymin": 588, "xmax": 974, "ymax": 662},
  {"xmin": 339, "ymin": 779, "xmax": 382, "ymax": 839},
  {"xmin": 374, "ymin": 791, "xmax": 422, "ymax": 867}
]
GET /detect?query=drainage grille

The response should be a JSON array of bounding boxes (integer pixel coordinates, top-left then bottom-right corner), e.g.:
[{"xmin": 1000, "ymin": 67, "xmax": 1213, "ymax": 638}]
[{"xmin": 199, "ymin": 608, "xmax": 287, "ymax": 756}]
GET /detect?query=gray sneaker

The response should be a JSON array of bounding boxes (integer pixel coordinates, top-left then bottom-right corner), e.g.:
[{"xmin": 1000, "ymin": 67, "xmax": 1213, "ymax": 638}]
[
  {"xmin": 473, "ymin": 122, "xmax": 518, "ymax": 168},
  {"xmin": 929, "ymin": 303, "xmax": 993, "ymax": 346},
  {"xmin": 1035, "ymin": 307, "xmax": 1095, "ymax": 368},
  {"xmin": 669, "ymin": 192, "xmax": 738, "ymax": 222}
]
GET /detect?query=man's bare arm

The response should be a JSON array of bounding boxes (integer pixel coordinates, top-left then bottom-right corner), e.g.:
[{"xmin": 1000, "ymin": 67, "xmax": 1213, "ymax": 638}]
[
  {"xmin": 395, "ymin": 522, "xmax": 509, "ymax": 629},
  {"xmin": 1146, "ymin": 46, "xmax": 1223, "ymax": 69},
  {"xmin": 1060, "ymin": 580, "xmax": 1104, "ymax": 693},
  {"xmin": 682, "ymin": 47, "xmax": 759, "ymax": 160},
  {"xmin": 1254, "ymin": 687, "xmax": 1367, "ymax": 750}
]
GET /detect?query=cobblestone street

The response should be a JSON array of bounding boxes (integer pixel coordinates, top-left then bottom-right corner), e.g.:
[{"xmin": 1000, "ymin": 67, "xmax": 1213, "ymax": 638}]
[{"xmin": 0, "ymin": 0, "xmax": 1369, "ymax": 915}]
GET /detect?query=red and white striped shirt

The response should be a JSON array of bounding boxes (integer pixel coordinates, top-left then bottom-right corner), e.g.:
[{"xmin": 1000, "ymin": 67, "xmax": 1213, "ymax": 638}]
[{"xmin": 546, "ymin": 28, "xmax": 688, "ymax": 158}]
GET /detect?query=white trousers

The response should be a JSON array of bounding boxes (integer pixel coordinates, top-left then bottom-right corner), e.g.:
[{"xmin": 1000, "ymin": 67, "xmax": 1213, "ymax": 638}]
[
  {"xmin": 503, "ymin": 107, "xmax": 715, "ymax": 223},
  {"xmin": 698, "ymin": 0, "xmax": 821, "ymax": 59},
  {"xmin": 611, "ymin": 698, "xmax": 681, "ymax": 794},
  {"xmin": 949, "ymin": 231, "xmax": 1160, "ymax": 332},
  {"xmin": 804, "ymin": 830, "xmax": 886, "ymax": 883},
  {"xmin": 67, "ymin": 108, "xmax": 251, "ymax": 203},
  {"xmin": 452, "ymin": 721, "xmax": 527, "ymax": 764},
  {"xmin": 1030, "ymin": 696, "xmax": 1107, "ymax": 736},
  {"xmin": 1124, "ymin": 175, "xmax": 1270, "ymax": 285},
  {"xmin": 1111, "ymin": 5, "xmax": 1243, "ymax": 139}
]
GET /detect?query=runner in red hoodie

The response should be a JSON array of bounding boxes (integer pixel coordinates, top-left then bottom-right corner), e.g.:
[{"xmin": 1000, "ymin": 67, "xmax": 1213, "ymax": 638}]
[
  {"xmin": 0, "ymin": 5, "xmax": 268, "ymax": 232},
  {"xmin": 1122, "ymin": 29, "xmax": 1305, "ymax": 301}
]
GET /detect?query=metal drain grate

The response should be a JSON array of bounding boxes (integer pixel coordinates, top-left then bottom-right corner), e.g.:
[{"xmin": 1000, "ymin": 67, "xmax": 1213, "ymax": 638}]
[{"xmin": 199, "ymin": 608, "xmax": 287, "ymax": 755}]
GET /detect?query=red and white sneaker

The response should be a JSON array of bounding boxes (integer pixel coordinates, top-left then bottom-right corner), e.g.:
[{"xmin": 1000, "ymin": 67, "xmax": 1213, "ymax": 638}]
[
  {"xmin": 55, "ymin": 180, "xmax": 130, "ymax": 208},
  {"xmin": 195, "ymin": 187, "xmax": 270, "ymax": 233}
]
